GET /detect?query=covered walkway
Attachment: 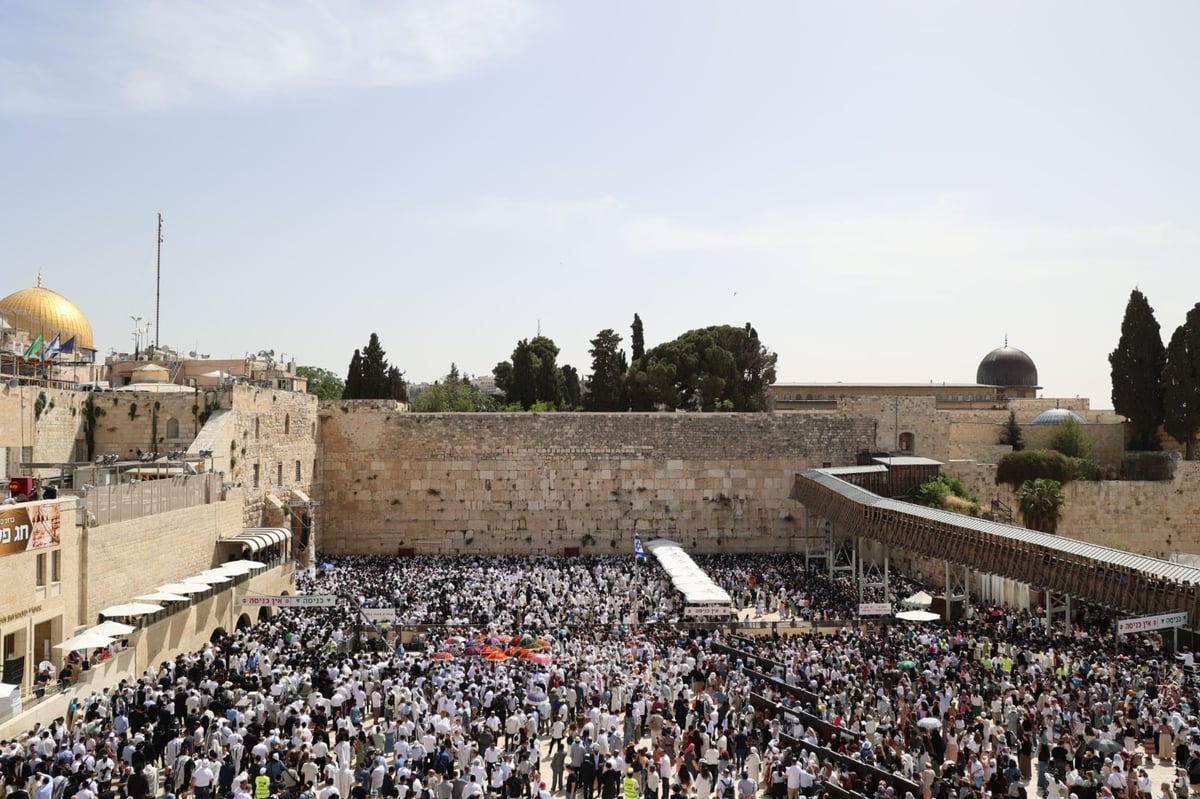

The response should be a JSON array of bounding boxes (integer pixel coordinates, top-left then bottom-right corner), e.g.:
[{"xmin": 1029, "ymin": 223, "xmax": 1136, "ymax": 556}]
[{"xmin": 791, "ymin": 468, "xmax": 1200, "ymax": 628}]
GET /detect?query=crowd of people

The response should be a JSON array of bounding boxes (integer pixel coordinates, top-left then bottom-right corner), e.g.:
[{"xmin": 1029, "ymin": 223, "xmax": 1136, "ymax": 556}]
[{"xmin": 0, "ymin": 553, "xmax": 1196, "ymax": 799}]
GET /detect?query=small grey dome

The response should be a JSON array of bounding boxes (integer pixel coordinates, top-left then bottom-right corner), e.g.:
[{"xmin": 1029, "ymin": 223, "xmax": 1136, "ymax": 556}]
[
  {"xmin": 976, "ymin": 345, "xmax": 1038, "ymax": 387},
  {"xmin": 1030, "ymin": 408, "xmax": 1085, "ymax": 426}
]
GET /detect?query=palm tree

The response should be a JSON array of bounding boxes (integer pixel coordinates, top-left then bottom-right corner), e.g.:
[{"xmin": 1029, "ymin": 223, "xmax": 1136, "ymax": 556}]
[{"xmin": 1016, "ymin": 478, "xmax": 1066, "ymax": 533}]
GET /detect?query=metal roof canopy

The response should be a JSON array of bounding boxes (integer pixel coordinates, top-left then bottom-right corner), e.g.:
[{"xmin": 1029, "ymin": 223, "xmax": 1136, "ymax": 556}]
[
  {"xmin": 871, "ymin": 456, "xmax": 945, "ymax": 467},
  {"xmin": 643, "ymin": 537, "xmax": 731, "ymax": 605},
  {"xmin": 217, "ymin": 527, "xmax": 291, "ymax": 553},
  {"xmin": 795, "ymin": 468, "xmax": 1200, "ymax": 586}
]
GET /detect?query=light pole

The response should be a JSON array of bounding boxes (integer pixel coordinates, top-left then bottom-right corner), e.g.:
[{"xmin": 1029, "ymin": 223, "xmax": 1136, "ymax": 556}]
[{"xmin": 130, "ymin": 316, "xmax": 142, "ymax": 356}]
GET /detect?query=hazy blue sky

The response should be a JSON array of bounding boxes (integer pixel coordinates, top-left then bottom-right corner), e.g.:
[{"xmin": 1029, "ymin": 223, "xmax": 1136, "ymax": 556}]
[{"xmin": 3, "ymin": 1, "xmax": 1199, "ymax": 408}]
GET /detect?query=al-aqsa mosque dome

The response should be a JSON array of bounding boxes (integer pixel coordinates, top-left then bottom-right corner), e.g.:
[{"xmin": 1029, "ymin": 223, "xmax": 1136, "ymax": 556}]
[
  {"xmin": 976, "ymin": 341, "xmax": 1038, "ymax": 388},
  {"xmin": 0, "ymin": 275, "xmax": 96, "ymax": 358}
]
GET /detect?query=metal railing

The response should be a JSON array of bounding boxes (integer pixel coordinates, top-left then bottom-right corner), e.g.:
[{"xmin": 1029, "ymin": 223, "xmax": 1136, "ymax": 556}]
[{"xmin": 85, "ymin": 473, "xmax": 222, "ymax": 526}]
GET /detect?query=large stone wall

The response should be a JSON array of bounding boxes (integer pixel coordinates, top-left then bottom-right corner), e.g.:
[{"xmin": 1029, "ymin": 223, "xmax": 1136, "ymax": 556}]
[
  {"xmin": 942, "ymin": 458, "xmax": 1200, "ymax": 559},
  {"xmin": 83, "ymin": 491, "xmax": 244, "ymax": 620},
  {"xmin": 316, "ymin": 408, "xmax": 876, "ymax": 555}
]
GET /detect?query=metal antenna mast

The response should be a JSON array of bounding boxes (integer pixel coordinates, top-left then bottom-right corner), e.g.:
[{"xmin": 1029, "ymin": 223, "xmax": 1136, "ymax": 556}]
[{"xmin": 155, "ymin": 212, "xmax": 163, "ymax": 348}]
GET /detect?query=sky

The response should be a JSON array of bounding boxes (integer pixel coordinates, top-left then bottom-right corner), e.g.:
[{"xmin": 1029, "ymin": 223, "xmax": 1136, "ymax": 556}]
[{"xmin": 3, "ymin": 1, "xmax": 1200, "ymax": 409}]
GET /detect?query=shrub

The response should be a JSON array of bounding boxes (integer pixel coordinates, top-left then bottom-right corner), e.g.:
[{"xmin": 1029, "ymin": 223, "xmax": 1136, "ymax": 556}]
[
  {"xmin": 1120, "ymin": 451, "xmax": 1177, "ymax": 481},
  {"xmin": 914, "ymin": 475, "xmax": 979, "ymax": 516},
  {"xmin": 1070, "ymin": 458, "xmax": 1103, "ymax": 482},
  {"xmin": 995, "ymin": 449, "xmax": 1074, "ymax": 486},
  {"xmin": 1051, "ymin": 417, "xmax": 1091, "ymax": 459}
]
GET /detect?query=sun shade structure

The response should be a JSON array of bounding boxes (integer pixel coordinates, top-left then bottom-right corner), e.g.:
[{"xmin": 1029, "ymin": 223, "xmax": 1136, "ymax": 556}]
[
  {"xmin": 87, "ymin": 621, "xmax": 136, "ymax": 636},
  {"xmin": 643, "ymin": 538, "xmax": 731, "ymax": 605},
  {"xmin": 135, "ymin": 592, "xmax": 191, "ymax": 603},
  {"xmin": 185, "ymin": 572, "xmax": 232, "ymax": 584},
  {"xmin": 217, "ymin": 527, "xmax": 291, "ymax": 553},
  {"xmin": 54, "ymin": 632, "xmax": 115, "ymax": 651},
  {"xmin": 155, "ymin": 583, "xmax": 211, "ymax": 594},
  {"xmin": 98, "ymin": 603, "xmax": 163, "ymax": 617}
]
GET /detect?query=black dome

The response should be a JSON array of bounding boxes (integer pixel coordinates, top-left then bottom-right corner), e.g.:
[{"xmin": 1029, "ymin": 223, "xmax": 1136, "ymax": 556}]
[{"xmin": 976, "ymin": 345, "xmax": 1038, "ymax": 387}]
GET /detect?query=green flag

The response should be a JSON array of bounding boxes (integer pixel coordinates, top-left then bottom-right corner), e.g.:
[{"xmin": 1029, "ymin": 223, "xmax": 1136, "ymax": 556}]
[{"xmin": 22, "ymin": 334, "xmax": 43, "ymax": 359}]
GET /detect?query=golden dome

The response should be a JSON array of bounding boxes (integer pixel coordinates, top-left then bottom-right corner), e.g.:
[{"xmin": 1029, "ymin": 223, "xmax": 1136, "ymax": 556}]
[{"xmin": 0, "ymin": 283, "xmax": 95, "ymax": 351}]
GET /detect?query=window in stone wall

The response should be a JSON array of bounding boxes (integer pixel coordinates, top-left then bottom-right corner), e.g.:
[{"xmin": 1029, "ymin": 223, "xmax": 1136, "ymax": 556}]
[
  {"xmin": 295, "ymin": 460, "xmax": 301, "ymax": 482},
  {"xmin": 255, "ymin": 418, "xmax": 260, "ymax": 439},
  {"xmin": 253, "ymin": 463, "xmax": 260, "ymax": 488},
  {"xmin": 35, "ymin": 553, "xmax": 45, "ymax": 587},
  {"xmin": 166, "ymin": 417, "xmax": 180, "ymax": 439},
  {"xmin": 284, "ymin": 414, "xmax": 290, "ymax": 435},
  {"xmin": 899, "ymin": 432, "xmax": 915, "ymax": 452},
  {"xmin": 51, "ymin": 550, "xmax": 60, "ymax": 583},
  {"xmin": 277, "ymin": 462, "xmax": 283, "ymax": 486}
]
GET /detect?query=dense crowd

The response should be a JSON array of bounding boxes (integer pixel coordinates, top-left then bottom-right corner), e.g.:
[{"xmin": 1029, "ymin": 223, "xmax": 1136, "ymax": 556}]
[{"xmin": 0, "ymin": 553, "xmax": 1196, "ymax": 799}]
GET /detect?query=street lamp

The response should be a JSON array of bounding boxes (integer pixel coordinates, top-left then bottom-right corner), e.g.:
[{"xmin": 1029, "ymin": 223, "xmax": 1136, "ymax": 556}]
[{"xmin": 130, "ymin": 316, "xmax": 142, "ymax": 354}]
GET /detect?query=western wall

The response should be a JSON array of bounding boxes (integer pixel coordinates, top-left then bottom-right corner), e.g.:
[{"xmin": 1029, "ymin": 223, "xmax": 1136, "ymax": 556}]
[{"xmin": 315, "ymin": 405, "xmax": 877, "ymax": 555}]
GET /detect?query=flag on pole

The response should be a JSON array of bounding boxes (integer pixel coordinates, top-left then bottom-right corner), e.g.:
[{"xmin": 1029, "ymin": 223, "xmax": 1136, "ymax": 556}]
[
  {"xmin": 59, "ymin": 336, "xmax": 76, "ymax": 355},
  {"xmin": 634, "ymin": 533, "xmax": 646, "ymax": 562},
  {"xmin": 42, "ymin": 334, "xmax": 61, "ymax": 360},
  {"xmin": 22, "ymin": 334, "xmax": 43, "ymax": 360}
]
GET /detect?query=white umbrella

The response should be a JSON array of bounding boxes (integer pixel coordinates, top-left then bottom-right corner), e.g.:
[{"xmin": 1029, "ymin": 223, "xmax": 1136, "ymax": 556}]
[
  {"xmin": 54, "ymin": 632, "xmax": 116, "ymax": 651},
  {"xmin": 895, "ymin": 609, "xmax": 941, "ymax": 622},
  {"xmin": 917, "ymin": 717, "xmax": 942, "ymax": 730},
  {"xmin": 135, "ymin": 592, "xmax": 191, "ymax": 602},
  {"xmin": 214, "ymin": 563, "xmax": 255, "ymax": 575},
  {"xmin": 88, "ymin": 620, "xmax": 136, "ymax": 636},
  {"xmin": 99, "ymin": 603, "xmax": 164, "ymax": 617},
  {"xmin": 222, "ymin": 560, "xmax": 267, "ymax": 571},
  {"xmin": 187, "ymin": 572, "xmax": 231, "ymax": 584},
  {"xmin": 903, "ymin": 591, "xmax": 934, "ymax": 608},
  {"xmin": 156, "ymin": 583, "xmax": 211, "ymax": 594}
]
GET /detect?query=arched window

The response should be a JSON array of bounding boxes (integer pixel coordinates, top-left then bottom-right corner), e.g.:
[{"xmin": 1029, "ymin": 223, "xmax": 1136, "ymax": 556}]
[
  {"xmin": 165, "ymin": 417, "xmax": 180, "ymax": 439},
  {"xmin": 898, "ymin": 432, "xmax": 915, "ymax": 452}
]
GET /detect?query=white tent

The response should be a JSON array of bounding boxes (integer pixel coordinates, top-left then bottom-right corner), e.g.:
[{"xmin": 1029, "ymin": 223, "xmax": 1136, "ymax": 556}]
[
  {"xmin": 895, "ymin": 609, "xmax": 941, "ymax": 622},
  {"xmin": 642, "ymin": 538, "xmax": 732, "ymax": 606},
  {"xmin": 903, "ymin": 591, "xmax": 934, "ymax": 608}
]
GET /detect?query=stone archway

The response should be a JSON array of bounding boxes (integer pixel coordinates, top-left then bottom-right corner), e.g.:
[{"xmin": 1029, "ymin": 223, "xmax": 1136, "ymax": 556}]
[
  {"xmin": 898, "ymin": 432, "xmax": 915, "ymax": 452},
  {"xmin": 235, "ymin": 613, "xmax": 252, "ymax": 630}
]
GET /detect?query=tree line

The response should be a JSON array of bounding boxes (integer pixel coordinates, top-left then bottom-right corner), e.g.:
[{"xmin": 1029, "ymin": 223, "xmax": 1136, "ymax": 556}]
[
  {"xmin": 300, "ymin": 314, "xmax": 779, "ymax": 412},
  {"xmin": 1110, "ymin": 289, "xmax": 1200, "ymax": 458}
]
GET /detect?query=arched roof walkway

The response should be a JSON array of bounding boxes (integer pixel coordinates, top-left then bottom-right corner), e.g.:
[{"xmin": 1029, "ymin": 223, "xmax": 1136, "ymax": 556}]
[{"xmin": 791, "ymin": 468, "xmax": 1200, "ymax": 630}]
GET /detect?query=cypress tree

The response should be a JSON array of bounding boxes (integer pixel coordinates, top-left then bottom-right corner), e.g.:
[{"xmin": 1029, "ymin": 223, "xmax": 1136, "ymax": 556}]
[
  {"xmin": 1109, "ymin": 289, "xmax": 1166, "ymax": 450},
  {"xmin": 1164, "ymin": 303, "xmax": 1200, "ymax": 459}
]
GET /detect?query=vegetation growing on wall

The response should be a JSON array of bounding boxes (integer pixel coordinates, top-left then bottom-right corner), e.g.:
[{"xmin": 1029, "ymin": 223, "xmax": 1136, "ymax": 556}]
[{"xmin": 914, "ymin": 475, "xmax": 980, "ymax": 516}]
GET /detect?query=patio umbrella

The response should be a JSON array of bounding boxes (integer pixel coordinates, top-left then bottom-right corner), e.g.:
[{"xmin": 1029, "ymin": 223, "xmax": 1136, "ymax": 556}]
[
  {"xmin": 187, "ymin": 572, "xmax": 232, "ymax": 584},
  {"xmin": 528, "ymin": 652, "xmax": 552, "ymax": 666},
  {"xmin": 223, "ymin": 559, "xmax": 267, "ymax": 570},
  {"xmin": 898, "ymin": 660, "xmax": 917, "ymax": 670},
  {"xmin": 156, "ymin": 583, "xmax": 211, "ymax": 594},
  {"xmin": 135, "ymin": 592, "xmax": 191, "ymax": 602},
  {"xmin": 917, "ymin": 717, "xmax": 942, "ymax": 730},
  {"xmin": 99, "ymin": 602, "xmax": 164, "ymax": 617},
  {"xmin": 895, "ymin": 610, "xmax": 941, "ymax": 622},
  {"xmin": 214, "ymin": 563, "xmax": 256, "ymax": 575},
  {"xmin": 485, "ymin": 651, "xmax": 508, "ymax": 662},
  {"xmin": 54, "ymin": 632, "xmax": 116, "ymax": 651},
  {"xmin": 430, "ymin": 651, "xmax": 454, "ymax": 660},
  {"xmin": 88, "ymin": 621, "xmax": 136, "ymax": 637}
]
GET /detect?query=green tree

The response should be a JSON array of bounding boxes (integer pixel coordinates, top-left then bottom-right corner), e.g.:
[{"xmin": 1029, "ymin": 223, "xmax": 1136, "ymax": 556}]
[
  {"xmin": 561, "ymin": 365, "xmax": 582, "ymax": 409},
  {"xmin": 1164, "ymin": 303, "xmax": 1200, "ymax": 459},
  {"xmin": 344, "ymin": 350, "xmax": 363, "ymax": 398},
  {"xmin": 494, "ymin": 336, "xmax": 575, "ymax": 410},
  {"xmin": 1050, "ymin": 417, "xmax": 1091, "ymax": 459},
  {"xmin": 998, "ymin": 410, "xmax": 1024, "ymax": 451},
  {"xmin": 631, "ymin": 313, "xmax": 645, "ymax": 362},
  {"xmin": 914, "ymin": 475, "xmax": 979, "ymax": 516},
  {"xmin": 1016, "ymin": 478, "xmax": 1066, "ymax": 533},
  {"xmin": 410, "ymin": 373, "xmax": 497, "ymax": 412},
  {"xmin": 297, "ymin": 366, "xmax": 344, "ymax": 400},
  {"xmin": 585, "ymin": 328, "xmax": 626, "ymax": 411},
  {"xmin": 344, "ymin": 333, "xmax": 405, "ymax": 399},
  {"xmin": 1109, "ymin": 288, "xmax": 1166, "ymax": 450},
  {"xmin": 626, "ymin": 323, "xmax": 777, "ymax": 411}
]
